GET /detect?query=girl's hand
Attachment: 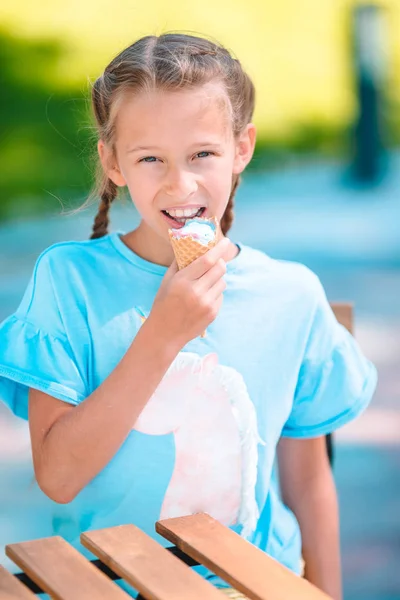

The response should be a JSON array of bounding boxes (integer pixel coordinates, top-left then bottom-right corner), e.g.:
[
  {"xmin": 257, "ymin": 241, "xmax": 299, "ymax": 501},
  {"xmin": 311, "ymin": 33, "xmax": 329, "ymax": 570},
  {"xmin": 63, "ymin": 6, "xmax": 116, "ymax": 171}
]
[{"xmin": 148, "ymin": 237, "xmax": 230, "ymax": 349}]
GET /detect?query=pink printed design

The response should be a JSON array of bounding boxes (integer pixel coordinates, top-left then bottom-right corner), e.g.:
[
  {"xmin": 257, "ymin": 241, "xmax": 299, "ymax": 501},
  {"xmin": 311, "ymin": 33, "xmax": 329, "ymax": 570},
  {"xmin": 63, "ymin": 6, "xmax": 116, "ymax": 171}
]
[{"xmin": 134, "ymin": 352, "xmax": 263, "ymax": 538}]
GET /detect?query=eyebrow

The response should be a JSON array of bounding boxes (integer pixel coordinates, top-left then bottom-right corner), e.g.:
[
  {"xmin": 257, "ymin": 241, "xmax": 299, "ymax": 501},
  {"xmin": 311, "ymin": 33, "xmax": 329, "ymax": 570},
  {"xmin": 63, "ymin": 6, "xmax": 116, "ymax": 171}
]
[{"xmin": 127, "ymin": 142, "xmax": 223, "ymax": 154}]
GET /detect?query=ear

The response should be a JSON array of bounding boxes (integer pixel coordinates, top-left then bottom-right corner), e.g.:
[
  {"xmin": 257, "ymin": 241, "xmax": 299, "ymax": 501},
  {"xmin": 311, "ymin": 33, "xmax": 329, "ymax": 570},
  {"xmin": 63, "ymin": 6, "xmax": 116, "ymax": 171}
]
[
  {"xmin": 97, "ymin": 139, "xmax": 127, "ymax": 187},
  {"xmin": 232, "ymin": 123, "xmax": 257, "ymax": 175}
]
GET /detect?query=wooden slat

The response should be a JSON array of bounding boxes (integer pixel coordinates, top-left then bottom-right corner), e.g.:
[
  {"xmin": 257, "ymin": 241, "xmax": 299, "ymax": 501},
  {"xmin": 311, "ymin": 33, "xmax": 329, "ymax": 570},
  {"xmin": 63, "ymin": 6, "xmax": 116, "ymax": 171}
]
[
  {"xmin": 156, "ymin": 513, "xmax": 332, "ymax": 600},
  {"xmin": 6, "ymin": 536, "xmax": 130, "ymax": 600},
  {"xmin": 0, "ymin": 566, "xmax": 36, "ymax": 599},
  {"xmin": 81, "ymin": 524, "xmax": 225, "ymax": 600},
  {"xmin": 330, "ymin": 302, "xmax": 353, "ymax": 334}
]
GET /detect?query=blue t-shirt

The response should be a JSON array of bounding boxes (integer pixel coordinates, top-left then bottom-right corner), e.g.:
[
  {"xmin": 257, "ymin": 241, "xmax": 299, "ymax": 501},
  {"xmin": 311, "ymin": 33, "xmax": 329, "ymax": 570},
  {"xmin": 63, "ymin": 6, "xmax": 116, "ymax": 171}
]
[{"xmin": 0, "ymin": 231, "xmax": 377, "ymax": 591}]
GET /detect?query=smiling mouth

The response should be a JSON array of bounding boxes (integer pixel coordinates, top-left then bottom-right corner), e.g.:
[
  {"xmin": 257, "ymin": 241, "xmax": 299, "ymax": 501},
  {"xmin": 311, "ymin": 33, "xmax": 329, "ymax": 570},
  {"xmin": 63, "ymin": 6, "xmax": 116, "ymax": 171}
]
[{"xmin": 161, "ymin": 207, "xmax": 206, "ymax": 225}]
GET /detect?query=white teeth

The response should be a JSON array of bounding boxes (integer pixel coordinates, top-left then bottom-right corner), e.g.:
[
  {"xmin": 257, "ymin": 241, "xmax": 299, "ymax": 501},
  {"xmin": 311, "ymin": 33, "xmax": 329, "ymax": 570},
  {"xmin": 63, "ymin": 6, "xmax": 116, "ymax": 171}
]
[{"xmin": 165, "ymin": 207, "xmax": 203, "ymax": 218}]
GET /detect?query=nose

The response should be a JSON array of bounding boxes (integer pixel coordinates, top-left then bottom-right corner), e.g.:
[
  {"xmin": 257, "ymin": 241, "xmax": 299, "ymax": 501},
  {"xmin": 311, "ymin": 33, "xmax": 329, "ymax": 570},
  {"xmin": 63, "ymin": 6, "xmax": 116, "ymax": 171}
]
[{"xmin": 164, "ymin": 166, "xmax": 198, "ymax": 199}]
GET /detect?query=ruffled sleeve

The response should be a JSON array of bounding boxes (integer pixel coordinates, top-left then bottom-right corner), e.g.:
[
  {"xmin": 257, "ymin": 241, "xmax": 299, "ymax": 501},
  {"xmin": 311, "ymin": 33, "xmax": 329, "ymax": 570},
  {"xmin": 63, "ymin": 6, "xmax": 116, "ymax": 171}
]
[
  {"xmin": 281, "ymin": 272, "xmax": 377, "ymax": 438},
  {"xmin": 0, "ymin": 250, "xmax": 88, "ymax": 420}
]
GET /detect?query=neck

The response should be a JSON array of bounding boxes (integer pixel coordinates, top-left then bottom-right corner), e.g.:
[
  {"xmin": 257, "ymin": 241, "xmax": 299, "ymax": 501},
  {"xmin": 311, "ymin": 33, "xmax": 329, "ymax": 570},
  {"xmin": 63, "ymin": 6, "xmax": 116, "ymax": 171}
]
[{"xmin": 122, "ymin": 222, "xmax": 174, "ymax": 266}]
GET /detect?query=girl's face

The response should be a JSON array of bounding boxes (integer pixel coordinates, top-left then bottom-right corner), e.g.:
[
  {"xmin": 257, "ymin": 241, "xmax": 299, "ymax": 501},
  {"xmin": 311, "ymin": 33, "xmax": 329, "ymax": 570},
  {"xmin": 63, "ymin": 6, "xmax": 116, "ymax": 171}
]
[{"xmin": 98, "ymin": 82, "xmax": 256, "ymax": 263}]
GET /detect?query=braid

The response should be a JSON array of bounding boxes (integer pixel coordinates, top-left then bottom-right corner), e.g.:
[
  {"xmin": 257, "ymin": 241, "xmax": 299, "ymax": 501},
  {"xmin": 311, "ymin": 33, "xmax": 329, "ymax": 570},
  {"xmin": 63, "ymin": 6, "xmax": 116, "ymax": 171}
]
[
  {"xmin": 221, "ymin": 173, "xmax": 241, "ymax": 235},
  {"xmin": 90, "ymin": 178, "xmax": 118, "ymax": 239}
]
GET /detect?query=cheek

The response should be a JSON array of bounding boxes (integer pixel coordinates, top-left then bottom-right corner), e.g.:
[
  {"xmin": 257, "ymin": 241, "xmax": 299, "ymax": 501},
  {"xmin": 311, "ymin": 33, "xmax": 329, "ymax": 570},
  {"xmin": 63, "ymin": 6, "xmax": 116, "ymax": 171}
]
[
  {"xmin": 206, "ymin": 161, "xmax": 233, "ymax": 187},
  {"xmin": 124, "ymin": 171, "xmax": 157, "ymax": 205},
  {"xmin": 208, "ymin": 168, "xmax": 235, "ymax": 200}
]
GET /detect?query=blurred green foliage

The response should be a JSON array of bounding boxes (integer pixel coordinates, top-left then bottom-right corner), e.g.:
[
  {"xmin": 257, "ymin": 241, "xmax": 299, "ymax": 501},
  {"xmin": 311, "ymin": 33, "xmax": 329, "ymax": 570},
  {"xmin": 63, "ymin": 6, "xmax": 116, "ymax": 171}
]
[
  {"xmin": 1, "ymin": 28, "xmax": 399, "ymax": 221},
  {"xmin": 0, "ymin": 30, "xmax": 96, "ymax": 220}
]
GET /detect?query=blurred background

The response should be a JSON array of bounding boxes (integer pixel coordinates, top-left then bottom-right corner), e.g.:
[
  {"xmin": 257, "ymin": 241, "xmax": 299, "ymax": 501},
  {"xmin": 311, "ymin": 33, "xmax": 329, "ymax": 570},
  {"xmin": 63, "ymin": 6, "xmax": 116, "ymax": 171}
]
[{"xmin": 0, "ymin": 1, "xmax": 399, "ymax": 599}]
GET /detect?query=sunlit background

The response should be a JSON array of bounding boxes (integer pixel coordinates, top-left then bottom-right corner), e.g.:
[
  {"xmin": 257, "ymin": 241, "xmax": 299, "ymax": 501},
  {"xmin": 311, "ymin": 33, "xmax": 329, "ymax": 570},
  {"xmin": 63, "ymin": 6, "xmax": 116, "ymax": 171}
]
[{"xmin": 0, "ymin": 2, "xmax": 399, "ymax": 599}]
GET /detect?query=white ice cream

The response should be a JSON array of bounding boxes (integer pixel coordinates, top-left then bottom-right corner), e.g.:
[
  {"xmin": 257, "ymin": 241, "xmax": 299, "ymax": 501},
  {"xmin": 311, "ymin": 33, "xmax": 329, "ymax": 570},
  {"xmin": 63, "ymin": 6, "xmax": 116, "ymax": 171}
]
[{"xmin": 170, "ymin": 218, "xmax": 217, "ymax": 246}]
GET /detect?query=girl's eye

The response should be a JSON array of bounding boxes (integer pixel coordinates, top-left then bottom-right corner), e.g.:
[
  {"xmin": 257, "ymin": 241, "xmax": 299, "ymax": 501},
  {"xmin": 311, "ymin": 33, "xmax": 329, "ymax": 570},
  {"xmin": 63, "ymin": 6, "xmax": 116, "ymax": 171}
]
[
  {"xmin": 196, "ymin": 151, "xmax": 213, "ymax": 158},
  {"xmin": 138, "ymin": 151, "xmax": 214, "ymax": 163},
  {"xmin": 139, "ymin": 156, "xmax": 158, "ymax": 163}
]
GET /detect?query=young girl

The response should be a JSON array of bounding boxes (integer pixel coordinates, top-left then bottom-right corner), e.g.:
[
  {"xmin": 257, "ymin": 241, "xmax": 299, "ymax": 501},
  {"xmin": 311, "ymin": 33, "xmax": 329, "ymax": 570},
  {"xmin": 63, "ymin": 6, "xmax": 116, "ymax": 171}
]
[{"xmin": 0, "ymin": 33, "xmax": 377, "ymax": 599}]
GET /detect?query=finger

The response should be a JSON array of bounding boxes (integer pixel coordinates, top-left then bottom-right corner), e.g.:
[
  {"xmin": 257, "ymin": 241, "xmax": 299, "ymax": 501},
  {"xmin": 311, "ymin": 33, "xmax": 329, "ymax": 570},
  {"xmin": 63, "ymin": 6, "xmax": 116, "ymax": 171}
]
[
  {"xmin": 206, "ymin": 277, "xmax": 227, "ymax": 303},
  {"xmin": 185, "ymin": 237, "xmax": 230, "ymax": 279},
  {"xmin": 163, "ymin": 259, "xmax": 179, "ymax": 282},
  {"xmin": 195, "ymin": 258, "xmax": 226, "ymax": 292},
  {"xmin": 202, "ymin": 292, "xmax": 224, "ymax": 323}
]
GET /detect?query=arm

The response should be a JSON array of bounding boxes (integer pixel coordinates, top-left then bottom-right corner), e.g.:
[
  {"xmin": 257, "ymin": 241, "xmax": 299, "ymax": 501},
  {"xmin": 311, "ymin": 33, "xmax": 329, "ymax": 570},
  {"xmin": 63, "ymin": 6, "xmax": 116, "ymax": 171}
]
[
  {"xmin": 29, "ymin": 316, "xmax": 179, "ymax": 504},
  {"xmin": 277, "ymin": 435, "xmax": 342, "ymax": 600},
  {"xmin": 29, "ymin": 238, "xmax": 230, "ymax": 504}
]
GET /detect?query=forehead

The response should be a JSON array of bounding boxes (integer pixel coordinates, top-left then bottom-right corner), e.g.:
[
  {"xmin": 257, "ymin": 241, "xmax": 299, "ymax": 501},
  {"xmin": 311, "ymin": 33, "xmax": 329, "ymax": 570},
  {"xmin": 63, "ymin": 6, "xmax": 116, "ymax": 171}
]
[{"xmin": 115, "ymin": 83, "xmax": 232, "ymax": 149}]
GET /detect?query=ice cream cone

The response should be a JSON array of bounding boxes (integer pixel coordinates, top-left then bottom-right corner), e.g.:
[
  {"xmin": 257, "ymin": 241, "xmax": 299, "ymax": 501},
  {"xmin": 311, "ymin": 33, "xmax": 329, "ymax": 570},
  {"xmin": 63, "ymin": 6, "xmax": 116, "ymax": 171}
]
[{"xmin": 169, "ymin": 231, "xmax": 217, "ymax": 270}]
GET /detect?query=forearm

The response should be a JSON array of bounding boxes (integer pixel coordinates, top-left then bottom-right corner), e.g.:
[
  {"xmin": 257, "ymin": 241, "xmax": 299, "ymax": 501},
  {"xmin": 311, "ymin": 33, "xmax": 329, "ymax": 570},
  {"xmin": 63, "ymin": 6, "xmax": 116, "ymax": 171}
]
[
  {"xmin": 287, "ymin": 468, "xmax": 342, "ymax": 600},
  {"xmin": 38, "ymin": 316, "xmax": 180, "ymax": 502}
]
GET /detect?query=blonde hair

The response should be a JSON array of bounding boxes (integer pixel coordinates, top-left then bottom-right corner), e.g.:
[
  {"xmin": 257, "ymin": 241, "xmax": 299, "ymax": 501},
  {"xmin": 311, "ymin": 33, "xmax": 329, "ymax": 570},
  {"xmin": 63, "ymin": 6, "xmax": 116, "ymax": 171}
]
[{"xmin": 86, "ymin": 32, "xmax": 255, "ymax": 239}]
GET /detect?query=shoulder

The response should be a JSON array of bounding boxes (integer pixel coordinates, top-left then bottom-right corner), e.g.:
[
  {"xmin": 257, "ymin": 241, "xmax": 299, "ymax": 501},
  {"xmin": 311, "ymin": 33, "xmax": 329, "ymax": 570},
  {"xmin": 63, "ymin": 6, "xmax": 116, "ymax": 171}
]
[
  {"xmin": 18, "ymin": 235, "xmax": 116, "ymax": 317},
  {"xmin": 33, "ymin": 235, "xmax": 113, "ymax": 271},
  {"xmin": 29, "ymin": 234, "xmax": 117, "ymax": 291},
  {"xmin": 237, "ymin": 243, "xmax": 323, "ymax": 301}
]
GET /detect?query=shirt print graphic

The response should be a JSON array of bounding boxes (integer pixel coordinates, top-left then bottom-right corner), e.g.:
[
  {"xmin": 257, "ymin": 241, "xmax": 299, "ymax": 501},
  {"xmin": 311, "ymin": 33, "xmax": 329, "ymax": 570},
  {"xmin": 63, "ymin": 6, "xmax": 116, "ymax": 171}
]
[{"xmin": 133, "ymin": 351, "xmax": 264, "ymax": 539}]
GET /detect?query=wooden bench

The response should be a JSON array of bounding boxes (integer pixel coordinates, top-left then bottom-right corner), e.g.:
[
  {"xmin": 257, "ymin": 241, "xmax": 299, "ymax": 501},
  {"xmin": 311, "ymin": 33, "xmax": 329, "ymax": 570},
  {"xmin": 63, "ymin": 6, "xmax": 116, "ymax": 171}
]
[
  {"xmin": 3, "ymin": 513, "xmax": 332, "ymax": 599},
  {"xmin": 1, "ymin": 303, "xmax": 352, "ymax": 600}
]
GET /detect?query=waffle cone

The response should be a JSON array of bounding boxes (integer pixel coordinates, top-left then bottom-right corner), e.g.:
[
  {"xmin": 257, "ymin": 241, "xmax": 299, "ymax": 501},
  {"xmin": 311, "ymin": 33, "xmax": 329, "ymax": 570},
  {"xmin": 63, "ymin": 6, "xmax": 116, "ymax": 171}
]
[
  {"xmin": 169, "ymin": 236, "xmax": 216, "ymax": 270},
  {"xmin": 168, "ymin": 217, "xmax": 218, "ymax": 270}
]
